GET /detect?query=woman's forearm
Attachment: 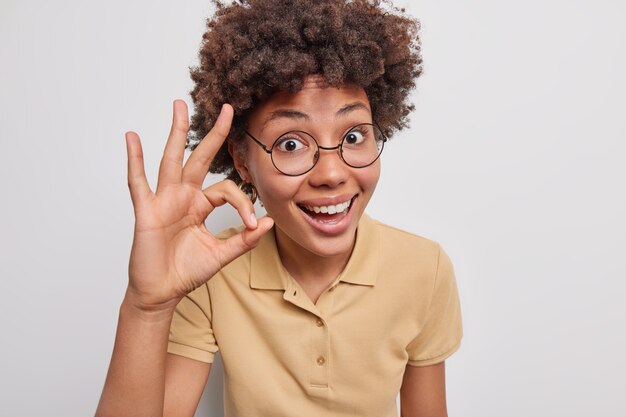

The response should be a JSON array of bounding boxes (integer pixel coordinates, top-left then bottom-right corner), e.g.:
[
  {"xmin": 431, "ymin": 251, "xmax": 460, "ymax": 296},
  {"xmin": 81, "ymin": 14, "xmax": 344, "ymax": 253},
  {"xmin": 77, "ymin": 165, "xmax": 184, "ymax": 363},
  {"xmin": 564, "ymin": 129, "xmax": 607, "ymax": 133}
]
[{"xmin": 95, "ymin": 290, "xmax": 177, "ymax": 417}]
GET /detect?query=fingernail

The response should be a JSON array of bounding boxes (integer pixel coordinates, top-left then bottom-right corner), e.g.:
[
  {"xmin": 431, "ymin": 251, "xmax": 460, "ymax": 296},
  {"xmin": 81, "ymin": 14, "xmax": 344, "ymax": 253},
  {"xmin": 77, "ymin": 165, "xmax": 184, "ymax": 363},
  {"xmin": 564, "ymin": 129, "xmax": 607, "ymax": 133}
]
[{"xmin": 249, "ymin": 213, "xmax": 258, "ymax": 228}]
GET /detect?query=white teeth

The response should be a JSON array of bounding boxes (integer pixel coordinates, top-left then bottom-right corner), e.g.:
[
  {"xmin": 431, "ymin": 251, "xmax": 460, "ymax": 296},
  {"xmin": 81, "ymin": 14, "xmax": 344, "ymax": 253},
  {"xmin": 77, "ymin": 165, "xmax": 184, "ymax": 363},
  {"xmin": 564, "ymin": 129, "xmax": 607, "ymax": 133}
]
[{"xmin": 303, "ymin": 199, "xmax": 352, "ymax": 215}]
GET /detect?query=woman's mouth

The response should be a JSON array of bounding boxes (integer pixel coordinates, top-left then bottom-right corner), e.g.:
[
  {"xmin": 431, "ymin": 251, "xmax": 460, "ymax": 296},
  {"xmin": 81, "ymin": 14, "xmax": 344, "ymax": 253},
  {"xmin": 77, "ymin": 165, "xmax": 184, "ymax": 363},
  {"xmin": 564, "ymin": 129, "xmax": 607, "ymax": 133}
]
[
  {"xmin": 301, "ymin": 199, "xmax": 352, "ymax": 215},
  {"xmin": 296, "ymin": 195, "xmax": 357, "ymax": 234}
]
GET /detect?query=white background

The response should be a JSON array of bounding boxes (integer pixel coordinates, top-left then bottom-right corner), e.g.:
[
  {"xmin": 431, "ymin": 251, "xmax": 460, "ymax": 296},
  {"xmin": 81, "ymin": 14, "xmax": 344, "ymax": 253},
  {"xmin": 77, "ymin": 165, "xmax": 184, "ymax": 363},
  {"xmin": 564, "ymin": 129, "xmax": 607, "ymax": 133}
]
[{"xmin": 1, "ymin": 0, "xmax": 625, "ymax": 416}]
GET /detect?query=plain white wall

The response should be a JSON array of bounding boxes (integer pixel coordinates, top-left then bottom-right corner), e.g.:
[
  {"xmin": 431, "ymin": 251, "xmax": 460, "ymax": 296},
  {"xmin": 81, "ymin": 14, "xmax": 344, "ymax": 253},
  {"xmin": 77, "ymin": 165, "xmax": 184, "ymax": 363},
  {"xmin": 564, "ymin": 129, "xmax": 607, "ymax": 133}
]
[{"xmin": 1, "ymin": 0, "xmax": 624, "ymax": 416}]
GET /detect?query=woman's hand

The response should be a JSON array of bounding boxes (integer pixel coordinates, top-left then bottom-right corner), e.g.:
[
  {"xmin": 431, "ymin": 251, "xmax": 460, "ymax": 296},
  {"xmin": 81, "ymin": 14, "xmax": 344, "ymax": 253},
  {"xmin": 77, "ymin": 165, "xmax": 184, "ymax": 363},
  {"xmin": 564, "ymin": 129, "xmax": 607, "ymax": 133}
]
[{"xmin": 124, "ymin": 100, "xmax": 273, "ymax": 312}]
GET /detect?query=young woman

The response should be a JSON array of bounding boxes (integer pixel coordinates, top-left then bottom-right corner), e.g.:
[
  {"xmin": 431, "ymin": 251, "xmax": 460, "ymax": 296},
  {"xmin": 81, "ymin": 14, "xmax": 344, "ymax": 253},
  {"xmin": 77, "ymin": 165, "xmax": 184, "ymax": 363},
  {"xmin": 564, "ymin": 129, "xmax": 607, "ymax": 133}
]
[{"xmin": 96, "ymin": 1, "xmax": 462, "ymax": 416}]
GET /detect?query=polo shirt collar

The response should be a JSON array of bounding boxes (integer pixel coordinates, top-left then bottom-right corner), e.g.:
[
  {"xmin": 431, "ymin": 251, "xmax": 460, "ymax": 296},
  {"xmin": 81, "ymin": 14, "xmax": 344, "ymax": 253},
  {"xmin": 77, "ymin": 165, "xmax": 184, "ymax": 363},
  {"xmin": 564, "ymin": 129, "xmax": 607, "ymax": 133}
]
[
  {"xmin": 249, "ymin": 227, "xmax": 290, "ymax": 290},
  {"xmin": 249, "ymin": 213, "xmax": 380, "ymax": 290}
]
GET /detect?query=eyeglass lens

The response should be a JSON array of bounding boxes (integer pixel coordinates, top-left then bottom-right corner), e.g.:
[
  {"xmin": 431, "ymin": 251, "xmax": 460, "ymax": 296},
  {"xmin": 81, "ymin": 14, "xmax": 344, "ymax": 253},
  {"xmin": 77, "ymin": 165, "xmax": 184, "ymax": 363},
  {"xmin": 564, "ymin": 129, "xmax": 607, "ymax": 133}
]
[{"xmin": 270, "ymin": 124, "xmax": 384, "ymax": 176}]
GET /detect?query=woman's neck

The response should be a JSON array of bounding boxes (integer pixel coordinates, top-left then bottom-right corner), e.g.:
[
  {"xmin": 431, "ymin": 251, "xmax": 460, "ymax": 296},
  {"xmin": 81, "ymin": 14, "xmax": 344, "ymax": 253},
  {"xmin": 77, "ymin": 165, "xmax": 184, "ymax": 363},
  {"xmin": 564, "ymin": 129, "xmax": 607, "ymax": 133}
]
[{"xmin": 274, "ymin": 227, "xmax": 355, "ymax": 291}]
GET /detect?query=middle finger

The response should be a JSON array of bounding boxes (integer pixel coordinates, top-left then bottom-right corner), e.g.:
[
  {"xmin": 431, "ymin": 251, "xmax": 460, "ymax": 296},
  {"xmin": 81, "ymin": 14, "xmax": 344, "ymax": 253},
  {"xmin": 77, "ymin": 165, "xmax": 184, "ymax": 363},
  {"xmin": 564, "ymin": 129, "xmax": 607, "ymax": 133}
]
[{"xmin": 182, "ymin": 103, "xmax": 234, "ymax": 188}]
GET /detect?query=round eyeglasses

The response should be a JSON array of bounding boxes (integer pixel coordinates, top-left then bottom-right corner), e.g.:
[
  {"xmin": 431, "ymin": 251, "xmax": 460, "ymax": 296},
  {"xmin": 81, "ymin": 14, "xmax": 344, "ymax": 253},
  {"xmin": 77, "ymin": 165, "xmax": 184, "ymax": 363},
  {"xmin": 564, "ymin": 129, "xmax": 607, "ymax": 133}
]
[{"xmin": 243, "ymin": 123, "xmax": 387, "ymax": 176}]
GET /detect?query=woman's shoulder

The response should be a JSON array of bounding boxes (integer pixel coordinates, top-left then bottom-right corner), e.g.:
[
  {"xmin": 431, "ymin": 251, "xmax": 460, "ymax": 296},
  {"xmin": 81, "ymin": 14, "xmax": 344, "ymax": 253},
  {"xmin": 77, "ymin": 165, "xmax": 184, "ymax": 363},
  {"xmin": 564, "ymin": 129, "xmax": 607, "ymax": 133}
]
[
  {"xmin": 366, "ymin": 214, "xmax": 444, "ymax": 261},
  {"xmin": 361, "ymin": 215, "xmax": 456, "ymax": 292}
]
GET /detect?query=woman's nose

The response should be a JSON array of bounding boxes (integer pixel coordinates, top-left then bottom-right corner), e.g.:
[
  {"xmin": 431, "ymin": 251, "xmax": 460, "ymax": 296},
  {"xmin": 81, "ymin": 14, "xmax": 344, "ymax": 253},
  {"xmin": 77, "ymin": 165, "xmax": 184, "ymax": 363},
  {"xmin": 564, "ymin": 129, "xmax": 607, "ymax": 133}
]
[{"xmin": 306, "ymin": 144, "xmax": 349, "ymax": 188}]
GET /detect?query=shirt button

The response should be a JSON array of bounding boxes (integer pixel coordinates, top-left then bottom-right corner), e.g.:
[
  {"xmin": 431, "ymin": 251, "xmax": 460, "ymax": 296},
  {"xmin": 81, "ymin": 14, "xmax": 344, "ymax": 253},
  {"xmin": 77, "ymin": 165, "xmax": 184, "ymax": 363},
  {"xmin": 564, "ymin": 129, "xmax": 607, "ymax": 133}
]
[
  {"xmin": 316, "ymin": 356, "xmax": 326, "ymax": 366},
  {"xmin": 315, "ymin": 319, "xmax": 324, "ymax": 327}
]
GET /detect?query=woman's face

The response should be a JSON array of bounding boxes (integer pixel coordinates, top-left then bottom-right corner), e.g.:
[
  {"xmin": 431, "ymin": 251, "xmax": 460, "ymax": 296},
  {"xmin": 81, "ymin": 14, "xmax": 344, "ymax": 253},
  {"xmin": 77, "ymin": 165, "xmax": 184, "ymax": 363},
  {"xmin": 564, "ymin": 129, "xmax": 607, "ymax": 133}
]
[{"xmin": 233, "ymin": 76, "xmax": 381, "ymax": 258}]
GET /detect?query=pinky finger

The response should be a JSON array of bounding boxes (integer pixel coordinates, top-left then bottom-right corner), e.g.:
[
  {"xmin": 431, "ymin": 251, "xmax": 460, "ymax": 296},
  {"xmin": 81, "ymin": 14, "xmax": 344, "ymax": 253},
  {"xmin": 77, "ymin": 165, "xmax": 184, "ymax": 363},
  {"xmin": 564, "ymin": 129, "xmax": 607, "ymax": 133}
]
[{"xmin": 125, "ymin": 131, "xmax": 153, "ymax": 206}]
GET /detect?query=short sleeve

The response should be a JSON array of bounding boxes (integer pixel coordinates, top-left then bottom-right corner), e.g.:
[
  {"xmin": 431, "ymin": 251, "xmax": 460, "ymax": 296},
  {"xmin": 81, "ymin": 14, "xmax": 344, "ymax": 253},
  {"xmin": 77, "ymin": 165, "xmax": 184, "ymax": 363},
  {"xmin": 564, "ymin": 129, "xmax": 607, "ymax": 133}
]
[
  {"xmin": 167, "ymin": 283, "xmax": 218, "ymax": 363},
  {"xmin": 406, "ymin": 244, "xmax": 463, "ymax": 366}
]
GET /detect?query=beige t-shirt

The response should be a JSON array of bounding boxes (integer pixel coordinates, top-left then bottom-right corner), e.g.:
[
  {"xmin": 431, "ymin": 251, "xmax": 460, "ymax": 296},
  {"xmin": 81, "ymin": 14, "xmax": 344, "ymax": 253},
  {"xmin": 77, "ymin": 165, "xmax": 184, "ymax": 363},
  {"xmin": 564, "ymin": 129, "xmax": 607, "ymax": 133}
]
[{"xmin": 167, "ymin": 213, "xmax": 463, "ymax": 417}]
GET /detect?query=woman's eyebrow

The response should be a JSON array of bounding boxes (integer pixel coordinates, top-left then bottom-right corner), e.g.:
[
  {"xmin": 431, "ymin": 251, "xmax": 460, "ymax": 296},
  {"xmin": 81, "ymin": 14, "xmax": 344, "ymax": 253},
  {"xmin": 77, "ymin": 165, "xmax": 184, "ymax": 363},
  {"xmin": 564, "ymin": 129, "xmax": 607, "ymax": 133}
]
[
  {"xmin": 335, "ymin": 101, "xmax": 371, "ymax": 118},
  {"xmin": 261, "ymin": 101, "xmax": 370, "ymax": 130},
  {"xmin": 262, "ymin": 110, "xmax": 309, "ymax": 130}
]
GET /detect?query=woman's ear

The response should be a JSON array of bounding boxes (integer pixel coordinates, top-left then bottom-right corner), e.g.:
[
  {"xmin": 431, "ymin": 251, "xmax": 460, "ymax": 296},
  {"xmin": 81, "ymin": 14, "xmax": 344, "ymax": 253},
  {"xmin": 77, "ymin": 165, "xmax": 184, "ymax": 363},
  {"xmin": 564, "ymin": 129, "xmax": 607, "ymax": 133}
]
[{"xmin": 228, "ymin": 139, "xmax": 250, "ymax": 182}]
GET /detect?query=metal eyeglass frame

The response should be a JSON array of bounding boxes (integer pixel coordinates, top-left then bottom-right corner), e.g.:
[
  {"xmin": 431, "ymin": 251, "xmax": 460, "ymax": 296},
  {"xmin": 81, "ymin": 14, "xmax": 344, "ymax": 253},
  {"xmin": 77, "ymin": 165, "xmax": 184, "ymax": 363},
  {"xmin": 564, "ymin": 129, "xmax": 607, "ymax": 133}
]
[{"xmin": 243, "ymin": 122, "xmax": 388, "ymax": 177}]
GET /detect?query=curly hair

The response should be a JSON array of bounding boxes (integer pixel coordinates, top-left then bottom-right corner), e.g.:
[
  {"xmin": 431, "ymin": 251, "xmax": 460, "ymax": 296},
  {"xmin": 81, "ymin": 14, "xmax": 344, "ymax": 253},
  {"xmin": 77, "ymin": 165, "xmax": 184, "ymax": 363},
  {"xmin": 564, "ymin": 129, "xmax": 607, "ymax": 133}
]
[{"xmin": 187, "ymin": 0, "xmax": 423, "ymax": 184}]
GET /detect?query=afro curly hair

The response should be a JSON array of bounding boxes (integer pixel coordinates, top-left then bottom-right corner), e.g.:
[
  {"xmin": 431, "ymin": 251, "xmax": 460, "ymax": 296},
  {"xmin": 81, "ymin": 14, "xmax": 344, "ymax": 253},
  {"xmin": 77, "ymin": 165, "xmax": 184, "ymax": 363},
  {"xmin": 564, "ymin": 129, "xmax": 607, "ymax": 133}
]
[{"xmin": 187, "ymin": 0, "xmax": 423, "ymax": 184}]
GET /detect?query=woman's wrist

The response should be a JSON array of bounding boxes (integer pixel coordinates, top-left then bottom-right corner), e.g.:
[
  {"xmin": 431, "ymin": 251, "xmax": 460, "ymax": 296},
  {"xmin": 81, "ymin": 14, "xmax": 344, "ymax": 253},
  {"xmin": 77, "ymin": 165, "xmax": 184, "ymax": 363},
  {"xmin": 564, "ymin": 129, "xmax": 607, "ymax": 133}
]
[{"xmin": 121, "ymin": 288, "xmax": 180, "ymax": 322}]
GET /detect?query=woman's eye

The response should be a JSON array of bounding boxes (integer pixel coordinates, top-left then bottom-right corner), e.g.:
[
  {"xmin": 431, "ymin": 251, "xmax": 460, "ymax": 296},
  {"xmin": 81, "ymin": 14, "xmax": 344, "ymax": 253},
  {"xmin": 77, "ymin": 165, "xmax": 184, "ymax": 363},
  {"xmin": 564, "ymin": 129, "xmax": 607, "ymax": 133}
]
[
  {"xmin": 276, "ymin": 138, "xmax": 306, "ymax": 152},
  {"xmin": 344, "ymin": 131, "xmax": 365, "ymax": 145}
]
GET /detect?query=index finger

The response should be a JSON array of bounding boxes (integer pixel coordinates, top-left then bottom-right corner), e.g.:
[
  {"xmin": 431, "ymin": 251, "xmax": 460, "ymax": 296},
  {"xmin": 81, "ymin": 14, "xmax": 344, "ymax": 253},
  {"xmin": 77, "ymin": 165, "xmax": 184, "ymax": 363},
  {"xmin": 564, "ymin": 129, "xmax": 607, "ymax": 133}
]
[{"xmin": 182, "ymin": 103, "xmax": 234, "ymax": 187}]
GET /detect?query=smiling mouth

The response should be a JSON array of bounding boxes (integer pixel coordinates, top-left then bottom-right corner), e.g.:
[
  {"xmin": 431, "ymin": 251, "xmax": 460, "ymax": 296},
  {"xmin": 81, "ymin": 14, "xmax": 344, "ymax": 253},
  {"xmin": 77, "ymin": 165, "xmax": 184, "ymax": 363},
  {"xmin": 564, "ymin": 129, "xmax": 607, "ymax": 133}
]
[{"xmin": 297, "ymin": 195, "xmax": 357, "ymax": 221}]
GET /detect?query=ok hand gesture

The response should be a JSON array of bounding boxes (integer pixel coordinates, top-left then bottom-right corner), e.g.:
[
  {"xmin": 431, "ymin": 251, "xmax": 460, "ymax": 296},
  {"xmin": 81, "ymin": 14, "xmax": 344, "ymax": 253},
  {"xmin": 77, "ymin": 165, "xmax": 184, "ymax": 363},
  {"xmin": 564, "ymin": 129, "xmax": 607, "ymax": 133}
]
[{"xmin": 124, "ymin": 100, "xmax": 273, "ymax": 311}]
